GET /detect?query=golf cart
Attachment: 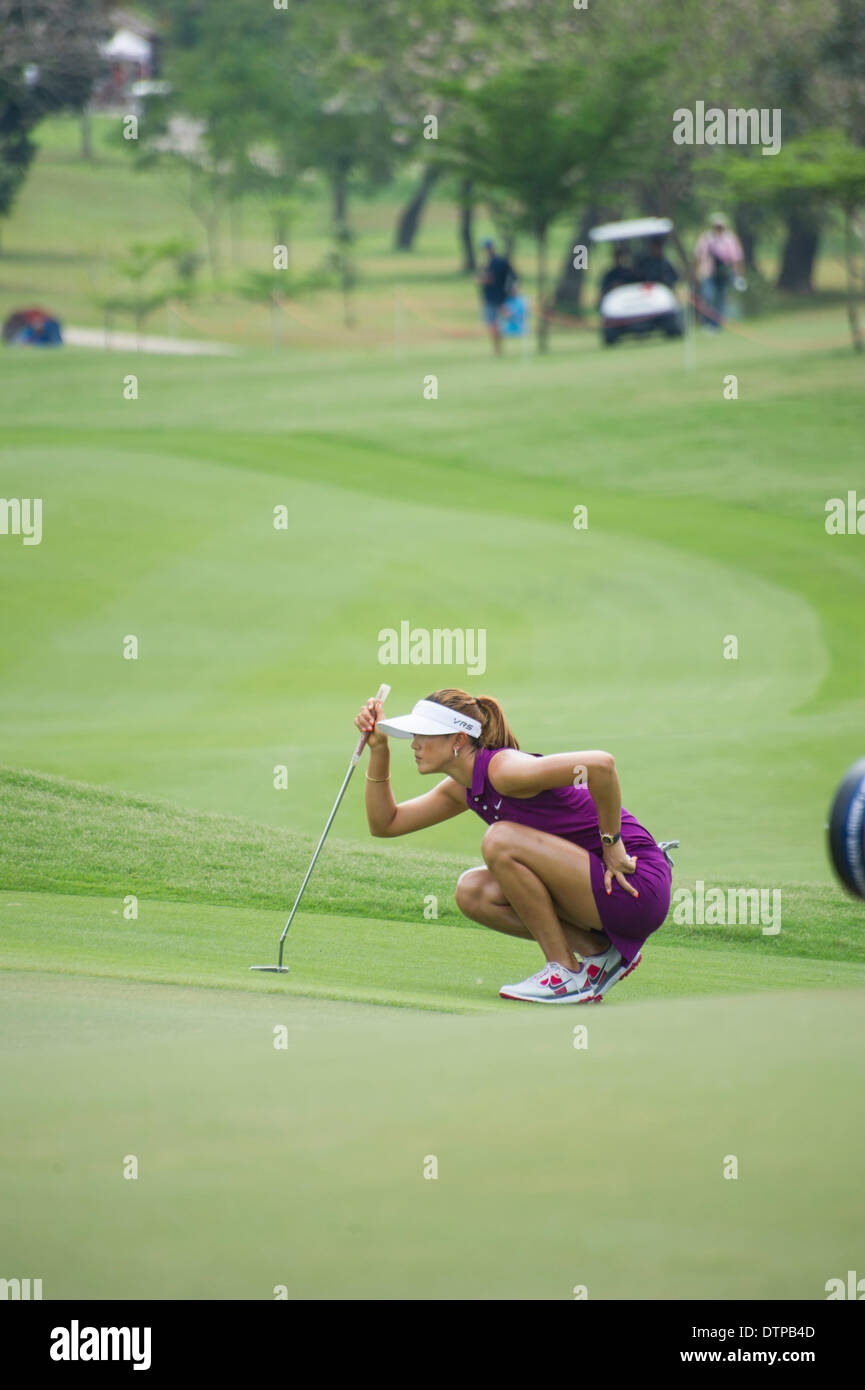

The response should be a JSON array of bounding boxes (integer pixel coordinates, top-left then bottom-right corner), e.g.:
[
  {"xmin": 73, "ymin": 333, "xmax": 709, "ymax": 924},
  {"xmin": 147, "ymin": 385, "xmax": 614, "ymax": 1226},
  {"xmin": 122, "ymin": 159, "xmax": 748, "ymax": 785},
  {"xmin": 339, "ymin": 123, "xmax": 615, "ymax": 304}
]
[{"xmin": 590, "ymin": 218, "xmax": 683, "ymax": 346}]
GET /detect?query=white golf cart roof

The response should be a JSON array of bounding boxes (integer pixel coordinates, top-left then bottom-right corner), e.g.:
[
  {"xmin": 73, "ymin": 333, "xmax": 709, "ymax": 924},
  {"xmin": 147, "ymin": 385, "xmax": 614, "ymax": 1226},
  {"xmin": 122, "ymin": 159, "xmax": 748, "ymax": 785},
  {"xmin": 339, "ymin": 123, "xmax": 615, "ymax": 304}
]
[{"xmin": 589, "ymin": 218, "xmax": 673, "ymax": 243}]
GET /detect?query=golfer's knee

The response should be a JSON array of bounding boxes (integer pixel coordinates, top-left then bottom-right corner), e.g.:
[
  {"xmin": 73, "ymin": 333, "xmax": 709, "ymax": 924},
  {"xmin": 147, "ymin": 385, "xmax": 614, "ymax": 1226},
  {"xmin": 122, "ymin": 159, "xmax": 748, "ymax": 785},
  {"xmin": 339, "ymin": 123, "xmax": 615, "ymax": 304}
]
[
  {"xmin": 481, "ymin": 820, "xmax": 518, "ymax": 864},
  {"xmin": 455, "ymin": 867, "xmax": 486, "ymax": 915}
]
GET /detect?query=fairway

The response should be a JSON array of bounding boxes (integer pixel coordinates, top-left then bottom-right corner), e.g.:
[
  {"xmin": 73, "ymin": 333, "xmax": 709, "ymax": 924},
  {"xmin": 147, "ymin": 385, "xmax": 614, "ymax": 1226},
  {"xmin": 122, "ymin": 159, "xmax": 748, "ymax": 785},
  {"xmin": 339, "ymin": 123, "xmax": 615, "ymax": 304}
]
[{"xmin": 2, "ymin": 116, "xmax": 865, "ymax": 1307}]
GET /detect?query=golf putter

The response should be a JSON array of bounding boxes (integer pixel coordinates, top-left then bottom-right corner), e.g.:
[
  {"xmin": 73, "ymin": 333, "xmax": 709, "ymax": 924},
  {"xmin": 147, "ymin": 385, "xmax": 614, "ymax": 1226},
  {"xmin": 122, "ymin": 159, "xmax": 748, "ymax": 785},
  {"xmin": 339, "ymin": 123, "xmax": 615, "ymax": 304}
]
[{"xmin": 249, "ymin": 683, "xmax": 391, "ymax": 974}]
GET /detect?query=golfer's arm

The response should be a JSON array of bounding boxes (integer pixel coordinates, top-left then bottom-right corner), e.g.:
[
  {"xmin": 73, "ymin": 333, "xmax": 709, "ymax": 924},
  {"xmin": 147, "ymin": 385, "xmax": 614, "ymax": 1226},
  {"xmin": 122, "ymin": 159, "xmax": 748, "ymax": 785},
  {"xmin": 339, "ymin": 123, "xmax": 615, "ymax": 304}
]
[
  {"xmin": 366, "ymin": 764, "xmax": 466, "ymax": 838},
  {"xmin": 489, "ymin": 749, "xmax": 621, "ymax": 829}
]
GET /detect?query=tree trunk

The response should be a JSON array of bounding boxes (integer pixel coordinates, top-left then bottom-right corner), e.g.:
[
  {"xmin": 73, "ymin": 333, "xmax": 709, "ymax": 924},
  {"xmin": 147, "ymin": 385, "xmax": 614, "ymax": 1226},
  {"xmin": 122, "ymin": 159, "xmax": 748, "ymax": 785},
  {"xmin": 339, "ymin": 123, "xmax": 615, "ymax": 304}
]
[
  {"xmin": 204, "ymin": 212, "xmax": 221, "ymax": 285},
  {"xmin": 332, "ymin": 169, "xmax": 349, "ymax": 231},
  {"xmin": 189, "ymin": 169, "xmax": 222, "ymax": 285},
  {"xmin": 553, "ymin": 205, "xmax": 598, "ymax": 315},
  {"xmin": 271, "ymin": 296, "xmax": 283, "ymax": 352},
  {"xmin": 458, "ymin": 179, "xmax": 476, "ymax": 273},
  {"xmin": 733, "ymin": 205, "xmax": 760, "ymax": 274},
  {"xmin": 844, "ymin": 207, "xmax": 864, "ymax": 353},
  {"xmin": 536, "ymin": 227, "xmax": 549, "ymax": 354},
  {"xmin": 776, "ymin": 205, "xmax": 820, "ymax": 292},
  {"xmin": 80, "ymin": 107, "xmax": 93, "ymax": 162},
  {"xmin": 341, "ymin": 266, "xmax": 354, "ymax": 328},
  {"xmin": 394, "ymin": 164, "xmax": 440, "ymax": 250}
]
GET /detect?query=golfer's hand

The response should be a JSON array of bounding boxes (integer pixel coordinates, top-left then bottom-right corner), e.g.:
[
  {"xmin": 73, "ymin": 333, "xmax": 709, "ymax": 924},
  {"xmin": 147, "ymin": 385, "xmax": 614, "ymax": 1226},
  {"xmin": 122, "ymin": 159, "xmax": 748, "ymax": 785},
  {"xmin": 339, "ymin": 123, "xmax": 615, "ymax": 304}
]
[
  {"xmin": 355, "ymin": 697, "xmax": 387, "ymax": 748},
  {"xmin": 603, "ymin": 841, "xmax": 638, "ymax": 897}
]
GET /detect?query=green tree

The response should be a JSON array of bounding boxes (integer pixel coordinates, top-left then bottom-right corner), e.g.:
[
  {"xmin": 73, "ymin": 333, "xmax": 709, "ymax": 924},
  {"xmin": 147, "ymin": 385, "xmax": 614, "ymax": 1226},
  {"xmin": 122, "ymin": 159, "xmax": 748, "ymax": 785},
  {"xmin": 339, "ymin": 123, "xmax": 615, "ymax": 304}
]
[
  {"xmin": 95, "ymin": 238, "xmax": 199, "ymax": 348},
  {"xmin": 0, "ymin": 0, "xmax": 105, "ymax": 245},
  {"xmin": 438, "ymin": 55, "xmax": 657, "ymax": 351},
  {"xmin": 725, "ymin": 130, "xmax": 865, "ymax": 350},
  {"xmin": 237, "ymin": 264, "xmax": 330, "ymax": 349},
  {"xmin": 147, "ymin": 0, "xmax": 401, "ymax": 301}
]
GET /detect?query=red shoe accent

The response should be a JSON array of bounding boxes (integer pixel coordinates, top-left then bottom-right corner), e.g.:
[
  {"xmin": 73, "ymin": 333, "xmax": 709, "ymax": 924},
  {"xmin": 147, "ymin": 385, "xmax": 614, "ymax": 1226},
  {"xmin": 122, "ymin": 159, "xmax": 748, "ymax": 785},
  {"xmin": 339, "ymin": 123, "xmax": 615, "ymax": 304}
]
[{"xmin": 620, "ymin": 953, "xmax": 642, "ymax": 980}]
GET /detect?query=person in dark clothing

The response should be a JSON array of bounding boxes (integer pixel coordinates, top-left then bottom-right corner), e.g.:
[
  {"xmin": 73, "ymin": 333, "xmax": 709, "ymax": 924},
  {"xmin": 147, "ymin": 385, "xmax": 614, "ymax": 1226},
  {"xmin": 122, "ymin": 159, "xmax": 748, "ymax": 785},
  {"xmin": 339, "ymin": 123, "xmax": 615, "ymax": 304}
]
[
  {"xmin": 599, "ymin": 247, "xmax": 636, "ymax": 303},
  {"xmin": 477, "ymin": 238, "xmax": 517, "ymax": 355},
  {"xmin": 634, "ymin": 237, "xmax": 679, "ymax": 288}
]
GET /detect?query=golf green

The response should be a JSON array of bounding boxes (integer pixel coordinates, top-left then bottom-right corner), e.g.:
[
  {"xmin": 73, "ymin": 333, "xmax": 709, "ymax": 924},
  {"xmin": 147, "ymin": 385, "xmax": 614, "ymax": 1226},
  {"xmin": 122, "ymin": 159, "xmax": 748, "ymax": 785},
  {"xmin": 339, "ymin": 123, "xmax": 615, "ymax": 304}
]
[{"xmin": 1, "ymin": 971, "xmax": 861, "ymax": 1300}]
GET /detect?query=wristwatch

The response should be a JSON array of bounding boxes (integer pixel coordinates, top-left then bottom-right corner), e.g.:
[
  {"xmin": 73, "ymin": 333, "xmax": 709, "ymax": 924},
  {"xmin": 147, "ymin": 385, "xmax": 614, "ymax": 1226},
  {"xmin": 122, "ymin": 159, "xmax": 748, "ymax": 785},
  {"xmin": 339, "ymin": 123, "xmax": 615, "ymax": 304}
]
[{"xmin": 600, "ymin": 831, "xmax": 621, "ymax": 846}]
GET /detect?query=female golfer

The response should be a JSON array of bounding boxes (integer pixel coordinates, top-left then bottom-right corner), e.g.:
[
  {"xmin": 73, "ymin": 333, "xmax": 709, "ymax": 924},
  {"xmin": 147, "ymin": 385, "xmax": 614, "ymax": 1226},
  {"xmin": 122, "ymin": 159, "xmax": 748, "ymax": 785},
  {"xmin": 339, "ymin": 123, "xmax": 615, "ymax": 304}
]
[{"xmin": 355, "ymin": 688, "xmax": 674, "ymax": 1003}]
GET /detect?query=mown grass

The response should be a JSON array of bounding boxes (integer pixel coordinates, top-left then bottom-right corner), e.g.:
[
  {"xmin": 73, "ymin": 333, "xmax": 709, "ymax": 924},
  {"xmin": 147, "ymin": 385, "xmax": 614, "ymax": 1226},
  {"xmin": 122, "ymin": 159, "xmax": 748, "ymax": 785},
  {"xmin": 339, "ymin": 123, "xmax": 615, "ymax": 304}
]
[
  {"xmin": 1, "ymin": 972, "xmax": 863, "ymax": 1298},
  {"xmin": 2, "ymin": 766, "xmax": 861, "ymax": 965}
]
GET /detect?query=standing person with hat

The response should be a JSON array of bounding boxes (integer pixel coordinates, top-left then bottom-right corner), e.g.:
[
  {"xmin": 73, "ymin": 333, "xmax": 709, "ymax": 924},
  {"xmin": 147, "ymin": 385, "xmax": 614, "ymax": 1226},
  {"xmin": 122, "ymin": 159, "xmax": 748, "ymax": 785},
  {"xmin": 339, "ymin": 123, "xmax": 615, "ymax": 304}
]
[
  {"xmin": 355, "ymin": 689, "xmax": 676, "ymax": 1004},
  {"xmin": 477, "ymin": 239, "xmax": 517, "ymax": 355},
  {"xmin": 693, "ymin": 213, "xmax": 746, "ymax": 330}
]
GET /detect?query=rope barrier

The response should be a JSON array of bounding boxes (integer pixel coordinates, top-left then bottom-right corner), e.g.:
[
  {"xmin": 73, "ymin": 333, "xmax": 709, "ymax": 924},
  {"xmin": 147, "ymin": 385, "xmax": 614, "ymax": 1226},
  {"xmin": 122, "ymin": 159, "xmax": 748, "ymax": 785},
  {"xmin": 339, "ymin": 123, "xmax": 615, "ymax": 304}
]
[
  {"xmin": 167, "ymin": 299, "xmax": 258, "ymax": 336},
  {"xmin": 398, "ymin": 293, "xmax": 483, "ymax": 339},
  {"xmin": 164, "ymin": 289, "xmax": 851, "ymax": 354},
  {"xmin": 688, "ymin": 289, "xmax": 850, "ymax": 349}
]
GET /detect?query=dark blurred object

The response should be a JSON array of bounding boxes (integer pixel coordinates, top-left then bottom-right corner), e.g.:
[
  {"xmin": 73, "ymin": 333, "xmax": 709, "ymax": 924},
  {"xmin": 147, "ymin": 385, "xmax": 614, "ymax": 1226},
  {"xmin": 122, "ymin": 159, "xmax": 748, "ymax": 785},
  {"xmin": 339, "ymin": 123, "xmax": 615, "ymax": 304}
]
[
  {"xmin": 634, "ymin": 237, "xmax": 679, "ymax": 288},
  {"xmin": 2, "ymin": 306, "xmax": 63, "ymax": 346},
  {"xmin": 599, "ymin": 246, "xmax": 637, "ymax": 300}
]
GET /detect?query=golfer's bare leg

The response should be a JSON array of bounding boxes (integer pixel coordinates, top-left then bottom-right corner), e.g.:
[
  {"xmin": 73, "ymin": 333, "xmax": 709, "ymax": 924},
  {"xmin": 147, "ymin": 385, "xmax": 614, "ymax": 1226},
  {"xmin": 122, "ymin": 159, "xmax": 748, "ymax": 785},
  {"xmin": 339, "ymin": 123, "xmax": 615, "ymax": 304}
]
[{"xmin": 456, "ymin": 864, "xmax": 609, "ymax": 969}]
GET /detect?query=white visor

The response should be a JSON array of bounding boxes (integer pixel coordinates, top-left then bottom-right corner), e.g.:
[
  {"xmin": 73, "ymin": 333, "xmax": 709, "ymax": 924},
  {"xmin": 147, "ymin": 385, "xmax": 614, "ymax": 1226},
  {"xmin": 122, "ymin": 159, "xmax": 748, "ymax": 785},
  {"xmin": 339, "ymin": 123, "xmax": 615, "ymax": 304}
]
[{"xmin": 376, "ymin": 698, "xmax": 481, "ymax": 741}]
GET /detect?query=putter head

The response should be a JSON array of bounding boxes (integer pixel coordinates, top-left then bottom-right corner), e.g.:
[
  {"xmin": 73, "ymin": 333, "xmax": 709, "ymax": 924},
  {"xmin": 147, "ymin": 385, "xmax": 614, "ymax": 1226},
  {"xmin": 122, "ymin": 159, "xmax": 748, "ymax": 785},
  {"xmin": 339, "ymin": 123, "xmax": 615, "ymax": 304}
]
[{"xmin": 249, "ymin": 965, "xmax": 290, "ymax": 974}]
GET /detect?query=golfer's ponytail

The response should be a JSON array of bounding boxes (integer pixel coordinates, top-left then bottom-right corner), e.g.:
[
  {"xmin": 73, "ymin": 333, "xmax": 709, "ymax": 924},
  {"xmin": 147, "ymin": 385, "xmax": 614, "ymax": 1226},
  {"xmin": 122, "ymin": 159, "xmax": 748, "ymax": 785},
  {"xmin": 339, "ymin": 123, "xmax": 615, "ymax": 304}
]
[
  {"xmin": 474, "ymin": 695, "xmax": 519, "ymax": 750},
  {"xmin": 425, "ymin": 689, "xmax": 520, "ymax": 750}
]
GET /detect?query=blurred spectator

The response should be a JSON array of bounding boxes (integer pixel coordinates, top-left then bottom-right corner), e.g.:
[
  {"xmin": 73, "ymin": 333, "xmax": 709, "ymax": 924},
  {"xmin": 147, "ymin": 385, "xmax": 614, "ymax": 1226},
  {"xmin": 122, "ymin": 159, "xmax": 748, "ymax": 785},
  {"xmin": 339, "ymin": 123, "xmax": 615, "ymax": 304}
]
[
  {"xmin": 2, "ymin": 307, "xmax": 63, "ymax": 346},
  {"xmin": 634, "ymin": 237, "xmax": 679, "ymax": 288},
  {"xmin": 599, "ymin": 246, "xmax": 637, "ymax": 302},
  {"xmin": 477, "ymin": 238, "xmax": 517, "ymax": 355},
  {"xmin": 694, "ymin": 213, "xmax": 745, "ymax": 330}
]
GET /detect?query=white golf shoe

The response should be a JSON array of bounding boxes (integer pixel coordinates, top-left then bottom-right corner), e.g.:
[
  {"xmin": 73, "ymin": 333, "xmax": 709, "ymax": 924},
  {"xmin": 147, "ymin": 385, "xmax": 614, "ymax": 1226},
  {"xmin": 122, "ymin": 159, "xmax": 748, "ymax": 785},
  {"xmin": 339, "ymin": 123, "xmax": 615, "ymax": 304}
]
[
  {"xmin": 499, "ymin": 960, "xmax": 588, "ymax": 1003},
  {"xmin": 573, "ymin": 947, "xmax": 642, "ymax": 1001}
]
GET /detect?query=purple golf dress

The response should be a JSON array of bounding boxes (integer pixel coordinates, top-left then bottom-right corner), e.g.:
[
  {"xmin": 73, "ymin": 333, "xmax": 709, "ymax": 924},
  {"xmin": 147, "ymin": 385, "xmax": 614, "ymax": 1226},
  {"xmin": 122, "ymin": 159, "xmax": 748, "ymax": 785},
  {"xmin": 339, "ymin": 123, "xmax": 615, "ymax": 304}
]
[{"xmin": 465, "ymin": 747, "xmax": 672, "ymax": 963}]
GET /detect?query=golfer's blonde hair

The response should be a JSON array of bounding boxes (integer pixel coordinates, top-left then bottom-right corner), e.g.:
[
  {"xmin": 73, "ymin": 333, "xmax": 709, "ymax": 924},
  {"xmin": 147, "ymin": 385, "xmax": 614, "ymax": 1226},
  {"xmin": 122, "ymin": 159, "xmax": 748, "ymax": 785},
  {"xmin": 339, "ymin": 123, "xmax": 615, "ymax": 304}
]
[{"xmin": 425, "ymin": 689, "xmax": 520, "ymax": 750}]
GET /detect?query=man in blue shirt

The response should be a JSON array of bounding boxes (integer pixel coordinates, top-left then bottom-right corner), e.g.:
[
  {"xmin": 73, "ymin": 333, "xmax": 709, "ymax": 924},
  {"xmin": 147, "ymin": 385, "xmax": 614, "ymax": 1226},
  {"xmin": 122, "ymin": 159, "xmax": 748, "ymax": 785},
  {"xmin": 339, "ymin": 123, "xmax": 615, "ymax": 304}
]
[{"xmin": 477, "ymin": 238, "xmax": 517, "ymax": 355}]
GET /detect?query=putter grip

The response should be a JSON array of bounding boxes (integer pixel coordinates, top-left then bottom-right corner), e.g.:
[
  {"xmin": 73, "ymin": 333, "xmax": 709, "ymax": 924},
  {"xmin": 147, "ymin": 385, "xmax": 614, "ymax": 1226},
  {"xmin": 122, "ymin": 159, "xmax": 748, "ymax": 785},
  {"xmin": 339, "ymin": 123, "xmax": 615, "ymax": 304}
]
[{"xmin": 352, "ymin": 683, "xmax": 391, "ymax": 758}]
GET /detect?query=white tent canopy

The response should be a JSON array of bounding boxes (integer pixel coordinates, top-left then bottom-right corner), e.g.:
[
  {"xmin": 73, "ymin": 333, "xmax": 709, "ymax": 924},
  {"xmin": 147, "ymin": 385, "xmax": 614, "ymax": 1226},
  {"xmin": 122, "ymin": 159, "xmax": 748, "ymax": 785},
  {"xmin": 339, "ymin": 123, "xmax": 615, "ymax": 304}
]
[{"xmin": 99, "ymin": 28, "xmax": 152, "ymax": 63}]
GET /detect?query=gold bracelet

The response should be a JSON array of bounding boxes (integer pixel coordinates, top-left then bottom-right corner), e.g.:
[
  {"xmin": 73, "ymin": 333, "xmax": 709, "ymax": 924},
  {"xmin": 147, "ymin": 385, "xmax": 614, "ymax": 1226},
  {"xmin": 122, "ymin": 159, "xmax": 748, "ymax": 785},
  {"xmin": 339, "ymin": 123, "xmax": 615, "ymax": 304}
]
[{"xmin": 365, "ymin": 772, "xmax": 391, "ymax": 782}]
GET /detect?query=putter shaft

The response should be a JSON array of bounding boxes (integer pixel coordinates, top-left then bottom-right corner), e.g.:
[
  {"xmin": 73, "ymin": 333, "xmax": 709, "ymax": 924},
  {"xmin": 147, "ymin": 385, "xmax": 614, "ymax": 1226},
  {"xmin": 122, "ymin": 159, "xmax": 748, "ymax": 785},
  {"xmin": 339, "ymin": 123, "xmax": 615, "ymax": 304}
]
[{"xmin": 250, "ymin": 683, "xmax": 390, "ymax": 972}]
